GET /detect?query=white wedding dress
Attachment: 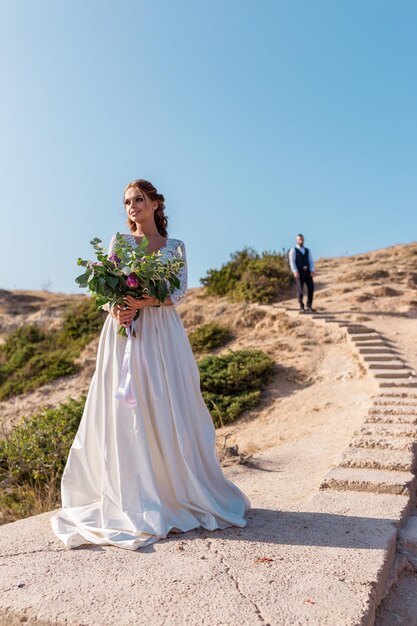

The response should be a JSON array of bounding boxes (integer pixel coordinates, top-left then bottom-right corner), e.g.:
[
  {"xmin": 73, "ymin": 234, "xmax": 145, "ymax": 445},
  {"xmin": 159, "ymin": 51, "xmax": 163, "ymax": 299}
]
[{"xmin": 50, "ymin": 234, "xmax": 250, "ymax": 550}]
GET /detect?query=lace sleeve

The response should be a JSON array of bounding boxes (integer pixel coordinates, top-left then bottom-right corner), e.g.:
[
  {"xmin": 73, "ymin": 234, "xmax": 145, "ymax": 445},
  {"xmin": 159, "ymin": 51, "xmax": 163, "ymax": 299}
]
[
  {"xmin": 169, "ymin": 240, "xmax": 188, "ymax": 306},
  {"xmin": 101, "ymin": 234, "xmax": 117, "ymax": 312}
]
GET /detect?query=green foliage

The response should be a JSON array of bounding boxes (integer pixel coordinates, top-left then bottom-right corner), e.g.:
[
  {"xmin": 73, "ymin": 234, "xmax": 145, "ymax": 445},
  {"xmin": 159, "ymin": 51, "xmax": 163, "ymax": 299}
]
[
  {"xmin": 0, "ymin": 397, "xmax": 84, "ymax": 487},
  {"xmin": 200, "ymin": 248, "xmax": 257, "ymax": 297},
  {"xmin": 189, "ymin": 323, "xmax": 232, "ymax": 353},
  {"xmin": 198, "ymin": 349, "xmax": 275, "ymax": 427},
  {"xmin": 0, "ymin": 298, "xmax": 104, "ymax": 401},
  {"xmin": 76, "ymin": 232, "xmax": 183, "ymax": 306},
  {"xmin": 200, "ymin": 247, "xmax": 293, "ymax": 304},
  {"xmin": 60, "ymin": 297, "xmax": 106, "ymax": 340},
  {"xmin": 0, "ymin": 397, "xmax": 85, "ymax": 522},
  {"xmin": 0, "ymin": 348, "xmax": 275, "ymax": 522},
  {"xmin": 233, "ymin": 254, "xmax": 294, "ymax": 303}
]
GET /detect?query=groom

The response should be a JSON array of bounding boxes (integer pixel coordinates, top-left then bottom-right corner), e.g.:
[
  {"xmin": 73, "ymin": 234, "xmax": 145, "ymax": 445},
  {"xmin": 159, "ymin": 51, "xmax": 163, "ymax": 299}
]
[{"xmin": 288, "ymin": 234, "xmax": 315, "ymax": 313}]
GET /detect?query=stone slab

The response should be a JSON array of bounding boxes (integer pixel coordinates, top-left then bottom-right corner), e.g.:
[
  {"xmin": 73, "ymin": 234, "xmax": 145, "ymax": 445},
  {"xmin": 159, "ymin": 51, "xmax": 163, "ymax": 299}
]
[
  {"xmin": 377, "ymin": 393, "xmax": 417, "ymax": 400},
  {"xmin": 366, "ymin": 414, "xmax": 417, "ymax": 425},
  {"xmin": 0, "ymin": 491, "xmax": 411, "ymax": 626},
  {"xmin": 363, "ymin": 356, "xmax": 402, "ymax": 362},
  {"xmin": 320, "ymin": 467, "xmax": 416, "ymax": 496},
  {"xmin": 350, "ymin": 435, "xmax": 416, "ymax": 451},
  {"xmin": 369, "ymin": 407, "xmax": 417, "ymax": 415},
  {"xmin": 346, "ymin": 327, "xmax": 373, "ymax": 334},
  {"xmin": 358, "ymin": 348, "xmax": 398, "ymax": 355},
  {"xmin": 368, "ymin": 363, "xmax": 406, "ymax": 370},
  {"xmin": 339, "ymin": 447, "xmax": 416, "ymax": 472},
  {"xmin": 372, "ymin": 370, "xmax": 413, "ymax": 379},
  {"xmin": 348, "ymin": 335, "xmax": 382, "ymax": 341},
  {"xmin": 358, "ymin": 423, "xmax": 417, "ymax": 438},
  {"xmin": 377, "ymin": 381, "xmax": 417, "ymax": 389},
  {"xmin": 355, "ymin": 343, "xmax": 389, "ymax": 348}
]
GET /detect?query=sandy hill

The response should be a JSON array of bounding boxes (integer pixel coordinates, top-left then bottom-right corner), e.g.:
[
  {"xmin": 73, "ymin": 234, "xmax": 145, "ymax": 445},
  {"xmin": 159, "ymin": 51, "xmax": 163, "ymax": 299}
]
[
  {"xmin": 1, "ymin": 242, "xmax": 416, "ymax": 440},
  {"xmin": 0, "ymin": 241, "xmax": 417, "ymax": 625}
]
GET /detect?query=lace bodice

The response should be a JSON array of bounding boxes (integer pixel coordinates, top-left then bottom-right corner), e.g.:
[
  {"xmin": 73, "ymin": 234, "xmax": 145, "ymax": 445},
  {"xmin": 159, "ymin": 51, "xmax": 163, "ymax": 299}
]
[{"xmin": 105, "ymin": 233, "xmax": 187, "ymax": 307}]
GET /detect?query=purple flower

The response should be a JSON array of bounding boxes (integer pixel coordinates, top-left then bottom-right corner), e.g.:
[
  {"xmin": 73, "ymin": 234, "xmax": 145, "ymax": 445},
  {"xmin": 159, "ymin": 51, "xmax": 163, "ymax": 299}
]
[
  {"xmin": 126, "ymin": 274, "xmax": 139, "ymax": 288},
  {"xmin": 108, "ymin": 253, "xmax": 121, "ymax": 265},
  {"xmin": 91, "ymin": 261, "xmax": 103, "ymax": 266}
]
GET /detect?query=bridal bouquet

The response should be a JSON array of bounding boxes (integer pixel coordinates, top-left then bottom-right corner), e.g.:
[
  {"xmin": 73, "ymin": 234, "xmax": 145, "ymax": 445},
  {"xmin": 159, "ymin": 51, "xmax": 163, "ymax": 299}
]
[{"xmin": 75, "ymin": 233, "xmax": 185, "ymax": 337}]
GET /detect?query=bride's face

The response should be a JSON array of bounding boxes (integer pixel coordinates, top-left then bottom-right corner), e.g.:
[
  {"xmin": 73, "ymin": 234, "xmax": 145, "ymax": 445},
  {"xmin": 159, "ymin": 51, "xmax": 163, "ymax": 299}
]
[{"xmin": 124, "ymin": 187, "xmax": 157, "ymax": 223}]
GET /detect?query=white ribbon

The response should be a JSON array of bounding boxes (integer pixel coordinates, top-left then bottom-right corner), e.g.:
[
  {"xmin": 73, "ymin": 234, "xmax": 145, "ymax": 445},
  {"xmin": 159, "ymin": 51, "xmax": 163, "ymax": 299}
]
[{"xmin": 115, "ymin": 321, "xmax": 137, "ymax": 406}]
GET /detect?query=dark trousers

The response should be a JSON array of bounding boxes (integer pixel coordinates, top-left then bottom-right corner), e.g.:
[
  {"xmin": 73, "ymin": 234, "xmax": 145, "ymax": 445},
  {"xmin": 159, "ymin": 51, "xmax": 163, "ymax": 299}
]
[{"xmin": 295, "ymin": 273, "xmax": 314, "ymax": 308}]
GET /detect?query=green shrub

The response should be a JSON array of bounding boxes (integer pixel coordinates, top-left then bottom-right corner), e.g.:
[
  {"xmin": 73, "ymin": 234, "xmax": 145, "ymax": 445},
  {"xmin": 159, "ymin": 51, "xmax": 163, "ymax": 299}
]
[
  {"xmin": 60, "ymin": 297, "xmax": 105, "ymax": 340},
  {"xmin": 0, "ymin": 397, "xmax": 84, "ymax": 487},
  {"xmin": 233, "ymin": 254, "xmax": 293, "ymax": 303},
  {"xmin": 198, "ymin": 349, "xmax": 275, "ymax": 427},
  {"xmin": 189, "ymin": 323, "xmax": 232, "ymax": 353},
  {"xmin": 0, "ymin": 348, "xmax": 275, "ymax": 522},
  {"xmin": 200, "ymin": 248, "xmax": 257, "ymax": 297},
  {"xmin": 200, "ymin": 247, "xmax": 293, "ymax": 304},
  {"xmin": 0, "ymin": 397, "xmax": 85, "ymax": 523},
  {"xmin": 0, "ymin": 298, "xmax": 104, "ymax": 401}
]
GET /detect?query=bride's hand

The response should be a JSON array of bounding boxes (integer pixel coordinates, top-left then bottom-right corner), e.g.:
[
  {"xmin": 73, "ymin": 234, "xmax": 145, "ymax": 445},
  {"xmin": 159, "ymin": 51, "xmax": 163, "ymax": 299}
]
[
  {"xmin": 112, "ymin": 304, "xmax": 136, "ymax": 326},
  {"xmin": 123, "ymin": 294, "xmax": 159, "ymax": 310}
]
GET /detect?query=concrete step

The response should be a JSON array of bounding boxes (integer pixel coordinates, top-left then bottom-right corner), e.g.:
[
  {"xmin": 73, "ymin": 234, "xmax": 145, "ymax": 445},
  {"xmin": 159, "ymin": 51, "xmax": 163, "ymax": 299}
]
[
  {"xmin": 350, "ymin": 435, "xmax": 417, "ymax": 452},
  {"xmin": 369, "ymin": 407, "xmax": 417, "ymax": 415},
  {"xmin": 349, "ymin": 334, "xmax": 383, "ymax": 341},
  {"xmin": 378, "ymin": 380, "xmax": 417, "ymax": 389},
  {"xmin": 377, "ymin": 392, "xmax": 417, "ymax": 399},
  {"xmin": 354, "ymin": 342, "xmax": 389, "ymax": 348},
  {"xmin": 358, "ymin": 423, "xmax": 417, "ymax": 438},
  {"xmin": 346, "ymin": 326, "xmax": 374, "ymax": 334},
  {"xmin": 351, "ymin": 341, "xmax": 391, "ymax": 352},
  {"xmin": 339, "ymin": 447, "xmax": 416, "ymax": 472},
  {"xmin": 368, "ymin": 362, "xmax": 406, "ymax": 370},
  {"xmin": 372, "ymin": 370, "xmax": 413, "ymax": 379},
  {"xmin": 374, "ymin": 397, "xmax": 417, "ymax": 405},
  {"xmin": 366, "ymin": 415, "xmax": 417, "ymax": 425},
  {"xmin": 363, "ymin": 355, "xmax": 402, "ymax": 362},
  {"xmin": 311, "ymin": 314, "xmax": 336, "ymax": 320},
  {"xmin": 320, "ymin": 467, "xmax": 416, "ymax": 495},
  {"xmin": 0, "ymin": 492, "xmax": 411, "ymax": 626},
  {"xmin": 359, "ymin": 348, "xmax": 398, "ymax": 355}
]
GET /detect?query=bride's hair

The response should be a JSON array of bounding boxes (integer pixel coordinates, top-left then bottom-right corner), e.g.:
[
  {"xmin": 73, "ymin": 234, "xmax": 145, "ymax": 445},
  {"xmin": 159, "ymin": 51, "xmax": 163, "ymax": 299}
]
[{"xmin": 124, "ymin": 179, "xmax": 168, "ymax": 238}]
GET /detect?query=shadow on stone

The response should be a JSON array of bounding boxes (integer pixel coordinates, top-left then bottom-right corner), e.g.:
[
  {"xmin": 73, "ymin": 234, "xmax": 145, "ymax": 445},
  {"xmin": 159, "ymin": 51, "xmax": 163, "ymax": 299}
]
[{"xmin": 137, "ymin": 507, "xmax": 400, "ymax": 553}]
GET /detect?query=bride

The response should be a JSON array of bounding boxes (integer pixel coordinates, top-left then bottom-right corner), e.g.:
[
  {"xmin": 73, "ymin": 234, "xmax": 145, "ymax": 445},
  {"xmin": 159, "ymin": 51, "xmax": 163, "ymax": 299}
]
[{"xmin": 50, "ymin": 178, "xmax": 251, "ymax": 550}]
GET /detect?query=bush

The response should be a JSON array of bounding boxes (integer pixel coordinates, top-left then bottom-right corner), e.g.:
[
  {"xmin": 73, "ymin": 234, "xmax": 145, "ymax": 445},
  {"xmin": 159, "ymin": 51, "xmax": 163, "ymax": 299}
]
[
  {"xmin": 0, "ymin": 298, "xmax": 104, "ymax": 401},
  {"xmin": 200, "ymin": 247, "xmax": 293, "ymax": 303},
  {"xmin": 189, "ymin": 323, "xmax": 232, "ymax": 353},
  {"xmin": 200, "ymin": 248, "xmax": 258, "ymax": 297},
  {"xmin": 60, "ymin": 297, "xmax": 105, "ymax": 340},
  {"xmin": 198, "ymin": 349, "xmax": 275, "ymax": 427},
  {"xmin": 0, "ymin": 348, "xmax": 275, "ymax": 522},
  {"xmin": 0, "ymin": 397, "xmax": 85, "ymax": 523}
]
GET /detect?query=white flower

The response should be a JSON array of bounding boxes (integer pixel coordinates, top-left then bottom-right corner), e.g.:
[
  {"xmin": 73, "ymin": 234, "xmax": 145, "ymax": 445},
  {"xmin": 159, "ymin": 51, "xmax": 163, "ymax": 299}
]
[{"xmin": 121, "ymin": 266, "xmax": 131, "ymax": 276}]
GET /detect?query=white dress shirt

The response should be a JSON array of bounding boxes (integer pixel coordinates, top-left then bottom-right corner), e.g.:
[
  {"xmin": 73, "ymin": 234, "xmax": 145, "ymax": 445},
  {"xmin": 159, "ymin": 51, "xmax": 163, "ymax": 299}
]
[{"xmin": 288, "ymin": 245, "xmax": 315, "ymax": 273}]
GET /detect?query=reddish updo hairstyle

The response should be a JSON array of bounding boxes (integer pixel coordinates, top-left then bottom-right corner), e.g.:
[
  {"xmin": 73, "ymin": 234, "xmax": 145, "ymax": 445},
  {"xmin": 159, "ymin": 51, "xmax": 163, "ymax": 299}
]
[{"xmin": 123, "ymin": 179, "xmax": 168, "ymax": 238}]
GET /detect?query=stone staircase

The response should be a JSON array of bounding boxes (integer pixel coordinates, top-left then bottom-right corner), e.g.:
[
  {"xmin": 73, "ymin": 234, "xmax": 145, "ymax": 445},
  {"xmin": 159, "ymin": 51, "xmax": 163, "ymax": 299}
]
[
  {"xmin": 306, "ymin": 315, "xmax": 417, "ymax": 496},
  {"xmin": 292, "ymin": 310, "xmax": 417, "ymax": 613}
]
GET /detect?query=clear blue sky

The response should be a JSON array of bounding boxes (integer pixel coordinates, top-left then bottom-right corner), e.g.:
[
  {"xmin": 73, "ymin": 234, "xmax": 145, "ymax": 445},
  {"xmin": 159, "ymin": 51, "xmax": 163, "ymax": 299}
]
[{"xmin": 1, "ymin": 0, "xmax": 416, "ymax": 293}]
